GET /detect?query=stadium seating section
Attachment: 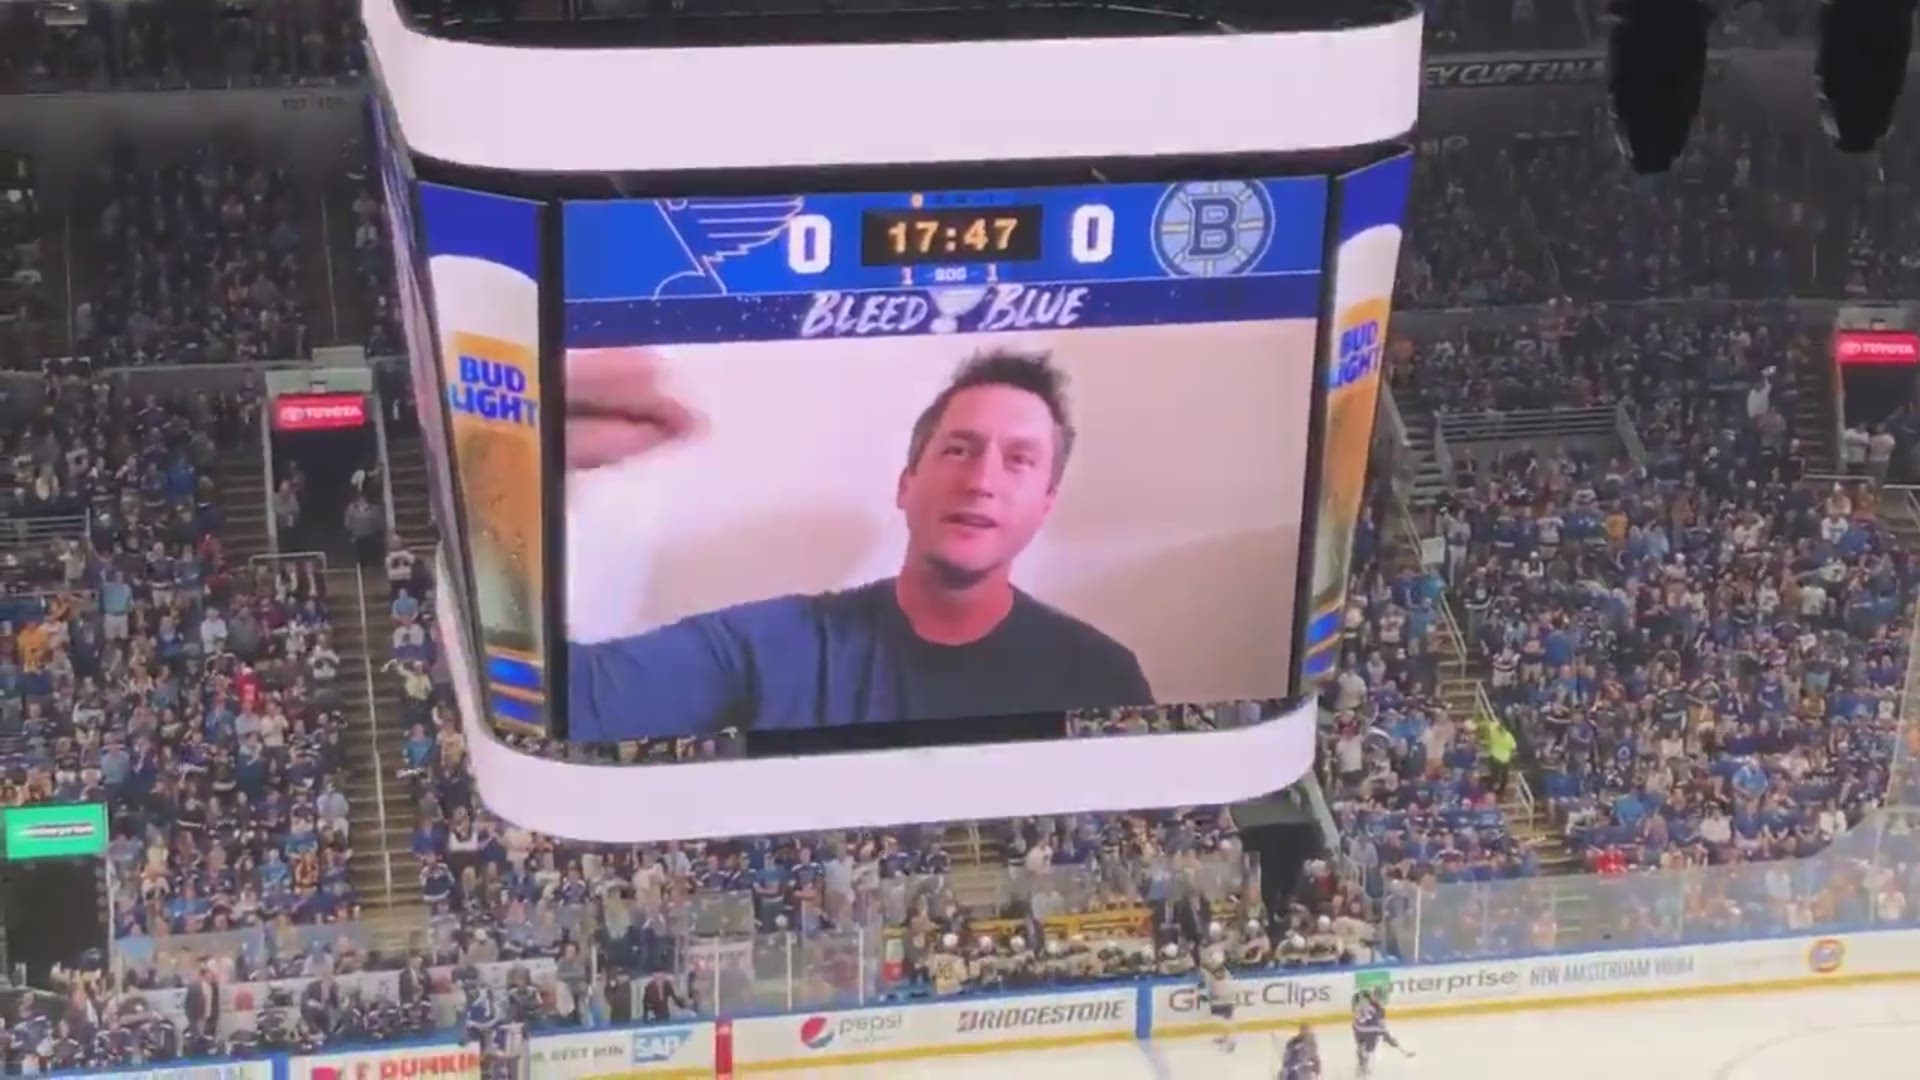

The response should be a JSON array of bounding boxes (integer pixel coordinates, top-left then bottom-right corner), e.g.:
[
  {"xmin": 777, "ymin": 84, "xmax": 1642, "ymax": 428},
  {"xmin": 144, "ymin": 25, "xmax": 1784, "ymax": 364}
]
[{"xmin": 0, "ymin": 2, "xmax": 1918, "ymax": 1067}]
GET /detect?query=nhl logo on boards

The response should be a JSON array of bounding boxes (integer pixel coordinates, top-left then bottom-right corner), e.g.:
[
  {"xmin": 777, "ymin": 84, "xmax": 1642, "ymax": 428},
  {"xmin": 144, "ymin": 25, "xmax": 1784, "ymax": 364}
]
[{"xmin": 1807, "ymin": 938, "xmax": 1846, "ymax": 975}]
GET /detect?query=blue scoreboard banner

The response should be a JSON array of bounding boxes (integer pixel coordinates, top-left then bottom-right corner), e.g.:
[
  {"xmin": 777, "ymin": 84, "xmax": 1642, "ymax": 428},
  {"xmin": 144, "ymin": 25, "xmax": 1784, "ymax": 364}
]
[{"xmin": 562, "ymin": 177, "xmax": 1328, "ymax": 347}]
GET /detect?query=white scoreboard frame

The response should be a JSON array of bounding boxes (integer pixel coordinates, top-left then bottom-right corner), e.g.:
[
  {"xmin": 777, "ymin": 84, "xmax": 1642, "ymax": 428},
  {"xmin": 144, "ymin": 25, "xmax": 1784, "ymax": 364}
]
[
  {"xmin": 372, "ymin": 3, "xmax": 1418, "ymax": 841},
  {"xmin": 364, "ymin": 0, "xmax": 1423, "ymax": 172}
]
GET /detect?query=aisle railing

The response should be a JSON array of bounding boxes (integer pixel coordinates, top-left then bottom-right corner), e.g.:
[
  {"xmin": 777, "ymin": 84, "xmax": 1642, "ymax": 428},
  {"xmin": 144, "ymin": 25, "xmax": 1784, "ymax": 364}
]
[
  {"xmin": 0, "ymin": 511, "xmax": 87, "ymax": 549},
  {"xmin": 1433, "ymin": 404, "xmax": 1617, "ymax": 444},
  {"xmin": 355, "ymin": 562, "xmax": 398, "ymax": 907}
]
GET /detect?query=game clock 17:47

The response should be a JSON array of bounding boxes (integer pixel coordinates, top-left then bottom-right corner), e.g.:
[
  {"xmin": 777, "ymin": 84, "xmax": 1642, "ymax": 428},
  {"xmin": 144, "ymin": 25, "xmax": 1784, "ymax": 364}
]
[{"xmin": 861, "ymin": 205, "xmax": 1045, "ymax": 266}]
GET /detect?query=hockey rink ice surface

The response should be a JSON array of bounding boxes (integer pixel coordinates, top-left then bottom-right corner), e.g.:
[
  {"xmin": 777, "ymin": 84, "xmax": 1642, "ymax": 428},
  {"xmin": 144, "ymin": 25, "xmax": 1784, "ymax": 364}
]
[{"xmin": 807, "ymin": 981, "xmax": 1920, "ymax": 1079}]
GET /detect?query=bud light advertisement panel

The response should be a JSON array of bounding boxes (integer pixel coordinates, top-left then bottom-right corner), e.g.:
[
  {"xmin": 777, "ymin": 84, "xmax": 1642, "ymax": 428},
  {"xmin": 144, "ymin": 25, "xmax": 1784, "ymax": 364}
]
[
  {"xmin": 1299, "ymin": 153, "xmax": 1413, "ymax": 685},
  {"xmin": 560, "ymin": 177, "xmax": 1328, "ymax": 743},
  {"xmin": 416, "ymin": 182, "xmax": 550, "ymax": 734}
]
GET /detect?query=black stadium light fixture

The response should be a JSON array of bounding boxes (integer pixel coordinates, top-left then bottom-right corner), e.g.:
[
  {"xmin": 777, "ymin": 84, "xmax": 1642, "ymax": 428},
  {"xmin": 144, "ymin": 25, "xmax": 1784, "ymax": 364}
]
[
  {"xmin": 1816, "ymin": 0, "xmax": 1920, "ymax": 153},
  {"xmin": 1606, "ymin": 0, "xmax": 1719, "ymax": 175},
  {"xmin": 1609, "ymin": 0, "xmax": 1920, "ymax": 172}
]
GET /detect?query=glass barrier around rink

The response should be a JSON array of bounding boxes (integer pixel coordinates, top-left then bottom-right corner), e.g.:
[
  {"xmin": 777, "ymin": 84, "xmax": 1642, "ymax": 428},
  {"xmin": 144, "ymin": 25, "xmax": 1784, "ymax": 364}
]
[
  {"xmin": 405, "ymin": 891, "xmax": 606, "ymax": 973},
  {"xmin": 1383, "ymin": 806, "xmax": 1920, "ymax": 964},
  {"xmin": 660, "ymin": 852, "xmax": 1255, "ymax": 1016},
  {"xmin": 112, "ymin": 919, "xmax": 386, "ymax": 988},
  {"xmin": 1379, "ymin": 548, "xmax": 1920, "ymax": 965}
]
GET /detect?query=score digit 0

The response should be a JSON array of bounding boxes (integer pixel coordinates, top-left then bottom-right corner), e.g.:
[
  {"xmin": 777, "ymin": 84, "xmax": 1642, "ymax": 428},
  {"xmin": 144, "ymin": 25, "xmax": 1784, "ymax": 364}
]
[
  {"xmin": 787, "ymin": 214, "xmax": 832, "ymax": 274},
  {"xmin": 1070, "ymin": 204, "xmax": 1115, "ymax": 264}
]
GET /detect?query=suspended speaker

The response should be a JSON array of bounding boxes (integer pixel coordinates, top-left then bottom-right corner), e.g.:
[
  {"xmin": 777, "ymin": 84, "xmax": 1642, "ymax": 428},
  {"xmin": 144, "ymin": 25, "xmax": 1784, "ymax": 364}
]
[
  {"xmin": 1607, "ymin": 0, "xmax": 1718, "ymax": 174},
  {"xmin": 1816, "ymin": 0, "xmax": 1919, "ymax": 153}
]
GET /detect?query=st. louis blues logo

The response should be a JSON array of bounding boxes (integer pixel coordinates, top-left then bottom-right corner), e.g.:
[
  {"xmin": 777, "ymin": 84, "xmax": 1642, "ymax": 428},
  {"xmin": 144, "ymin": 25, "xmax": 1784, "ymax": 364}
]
[
  {"xmin": 654, "ymin": 197, "xmax": 805, "ymax": 297},
  {"xmin": 1151, "ymin": 181, "xmax": 1275, "ymax": 278}
]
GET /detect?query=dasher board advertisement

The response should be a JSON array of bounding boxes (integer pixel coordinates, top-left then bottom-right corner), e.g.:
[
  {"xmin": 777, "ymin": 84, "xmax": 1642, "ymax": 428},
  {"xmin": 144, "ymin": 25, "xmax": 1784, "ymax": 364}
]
[
  {"xmin": 528, "ymin": 1023, "xmax": 715, "ymax": 1077},
  {"xmin": 287, "ymin": 987, "xmax": 714, "ymax": 1077},
  {"xmin": 294, "ymin": 1044, "xmax": 483, "ymax": 1079},
  {"xmin": 729, "ymin": 987, "xmax": 1136, "ymax": 1068},
  {"xmin": 86, "ymin": 1065, "xmax": 272, "ymax": 1080}
]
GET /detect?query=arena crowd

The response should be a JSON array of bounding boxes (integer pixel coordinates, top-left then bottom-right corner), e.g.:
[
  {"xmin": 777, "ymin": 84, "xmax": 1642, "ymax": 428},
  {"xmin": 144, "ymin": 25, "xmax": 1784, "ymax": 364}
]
[
  {"xmin": 1, "ymin": 1, "xmax": 1919, "ymax": 1069},
  {"xmin": 1343, "ymin": 299, "xmax": 1920, "ymax": 959}
]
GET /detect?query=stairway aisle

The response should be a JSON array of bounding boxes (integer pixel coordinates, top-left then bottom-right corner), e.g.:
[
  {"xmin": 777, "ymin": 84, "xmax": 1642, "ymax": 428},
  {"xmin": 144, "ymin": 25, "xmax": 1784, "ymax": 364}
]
[
  {"xmin": 1400, "ymin": 411, "xmax": 1450, "ymax": 508},
  {"xmin": 364, "ymin": 569, "xmax": 430, "ymax": 949},
  {"xmin": 324, "ymin": 565, "xmax": 426, "ymax": 941},
  {"xmin": 215, "ymin": 449, "xmax": 272, "ymax": 562},
  {"xmin": 385, "ymin": 432, "xmax": 436, "ymax": 553},
  {"xmin": 366, "ymin": 428, "xmax": 438, "ymax": 947},
  {"xmin": 1791, "ymin": 352, "xmax": 1836, "ymax": 471},
  {"xmin": 1427, "ymin": 585, "xmax": 1575, "ymax": 869},
  {"xmin": 1383, "ymin": 494, "xmax": 1581, "ymax": 889}
]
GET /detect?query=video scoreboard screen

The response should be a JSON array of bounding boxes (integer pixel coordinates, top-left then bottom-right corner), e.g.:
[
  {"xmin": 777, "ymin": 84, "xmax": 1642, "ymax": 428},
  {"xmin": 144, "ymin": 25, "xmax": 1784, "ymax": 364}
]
[
  {"xmin": 406, "ymin": 157, "xmax": 1418, "ymax": 738},
  {"xmin": 364, "ymin": 0, "xmax": 1419, "ymax": 838},
  {"xmin": 547, "ymin": 176, "xmax": 1325, "ymax": 743},
  {"xmin": 388, "ymin": 139, "xmax": 1412, "ymax": 836}
]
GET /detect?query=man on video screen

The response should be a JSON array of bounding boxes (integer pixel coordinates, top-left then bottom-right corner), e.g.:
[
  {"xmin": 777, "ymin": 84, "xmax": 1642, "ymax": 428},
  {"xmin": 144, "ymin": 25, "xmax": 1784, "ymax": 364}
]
[{"xmin": 566, "ymin": 347, "xmax": 1153, "ymax": 740}]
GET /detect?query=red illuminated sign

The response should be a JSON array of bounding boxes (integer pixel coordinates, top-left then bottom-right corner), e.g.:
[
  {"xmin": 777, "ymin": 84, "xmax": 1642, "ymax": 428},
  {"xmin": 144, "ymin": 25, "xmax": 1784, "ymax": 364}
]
[
  {"xmin": 274, "ymin": 393, "xmax": 369, "ymax": 432},
  {"xmin": 1834, "ymin": 330, "xmax": 1920, "ymax": 367}
]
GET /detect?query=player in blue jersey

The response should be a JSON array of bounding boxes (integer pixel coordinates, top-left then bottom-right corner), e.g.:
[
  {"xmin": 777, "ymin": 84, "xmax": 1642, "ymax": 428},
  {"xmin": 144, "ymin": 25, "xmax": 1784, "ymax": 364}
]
[
  {"xmin": 463, "ymin": 984, "xmax": 498, "ymax": 1050},
  {"xmin": 566, "ymin": 347, "xmax": 1153, "ymax": 739},
  {"xmin": 482, "ymin": 1020, "xmax": 527, "ymax": 1080},
  {"xmin": 1280, "ymin": 1022, "xmax": 1320, "ymax": 1079},
  {"xmin": 1352, "ymin": 986, "xmax": 1409, "ymax": 1077}
]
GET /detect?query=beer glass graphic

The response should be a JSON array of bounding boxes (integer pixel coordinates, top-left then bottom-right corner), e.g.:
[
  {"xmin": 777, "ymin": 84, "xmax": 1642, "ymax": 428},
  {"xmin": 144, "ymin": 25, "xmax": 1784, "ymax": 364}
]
[
  {"xmin": 434, "ymin": 256, "xmax": 548, "ymax": 728},
  {"xmin": 1308, "ymin": 223, "xmax": 1403, "ymax": 667},
  {"xmin": 446, "ymin": 341, "xmax": 545, "ymax": 657}
]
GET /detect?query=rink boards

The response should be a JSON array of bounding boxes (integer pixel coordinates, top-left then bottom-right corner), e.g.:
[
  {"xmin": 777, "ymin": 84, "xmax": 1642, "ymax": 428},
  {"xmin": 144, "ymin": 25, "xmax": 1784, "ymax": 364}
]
[{"xmin": 66, "ymin": 927, "xmax": 1920, "ymax": 1079}]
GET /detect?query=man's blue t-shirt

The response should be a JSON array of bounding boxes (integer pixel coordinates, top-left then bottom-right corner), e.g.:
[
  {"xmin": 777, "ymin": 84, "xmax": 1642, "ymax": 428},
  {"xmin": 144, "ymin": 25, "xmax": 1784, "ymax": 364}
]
[{"xmin": 568, "ymin": 578, "xmax": 1152, "ymax": 740}]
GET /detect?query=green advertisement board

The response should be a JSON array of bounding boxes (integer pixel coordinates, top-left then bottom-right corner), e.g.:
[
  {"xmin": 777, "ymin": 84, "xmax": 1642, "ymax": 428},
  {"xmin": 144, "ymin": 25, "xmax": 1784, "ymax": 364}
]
[
  {"xmin": 2, "ymin": 803, "xmax": 108, "ymax": 861},
  {"xmin": 1354, "ymin": 969, "xmax": 1393, "ymax": 1001}
]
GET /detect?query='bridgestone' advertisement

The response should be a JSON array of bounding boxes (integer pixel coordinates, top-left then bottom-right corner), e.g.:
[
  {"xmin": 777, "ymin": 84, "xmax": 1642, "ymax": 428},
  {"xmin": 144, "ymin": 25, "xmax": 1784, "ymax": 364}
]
[
  {"xmin": 731, "ymin": 988, "xmax": 1137, "ymax": 1067},
  {"xmin": 955, "ymin": 1001, "xmax": 1124, "ymax": 1033}
]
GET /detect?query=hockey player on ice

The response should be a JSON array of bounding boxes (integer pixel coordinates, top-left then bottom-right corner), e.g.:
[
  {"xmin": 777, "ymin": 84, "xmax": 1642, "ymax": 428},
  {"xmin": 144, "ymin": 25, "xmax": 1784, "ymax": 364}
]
[
  {"xmin": 1352, "ymin": 986, "xmax": 1411, "ymax": 1078},
  {"xmin": 1199, "ymin": 946, "xmax": 1238, "ymax": 1053},
  {"xmin": 1280, "ymin": 1022, "xmax": 1321, "ymax": 1079}
]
